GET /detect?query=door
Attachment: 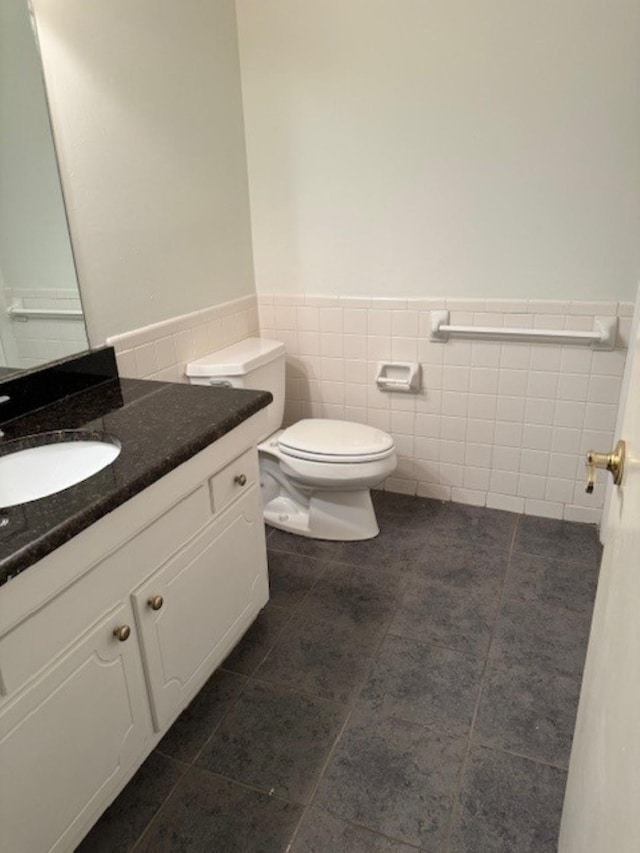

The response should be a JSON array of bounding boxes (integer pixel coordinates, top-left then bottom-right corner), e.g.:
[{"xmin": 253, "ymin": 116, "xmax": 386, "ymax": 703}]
[
  {"xmin": 0, "ymin": 602, "xmax": 152, "ymax": 853},
  {"xmin": 133, "ymin": 487, "xmax": 269, "ymax": 731},
  {"xmin": 560, "ymin": 292, "xmax": 640, "ymax": 851}
]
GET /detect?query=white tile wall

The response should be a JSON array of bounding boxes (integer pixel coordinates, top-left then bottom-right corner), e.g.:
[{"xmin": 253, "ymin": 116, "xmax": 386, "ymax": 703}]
[
  {"xmin": 106, "ymin": 294, "xmax": 259, "ymax": 383},
  {"xmin": 260, "ymin": 294, "xmax": 632, "ymax": 524},
  {"xmin": 5, "ymin": 288, "xmax": 89, "ymax": 368}
]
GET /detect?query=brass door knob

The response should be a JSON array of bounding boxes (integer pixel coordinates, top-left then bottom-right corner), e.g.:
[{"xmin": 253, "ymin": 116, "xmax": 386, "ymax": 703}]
[
  {"xmin": 234, "ymin": 474, "xmax": 247, "ymax": 486},
  {"xmin": 585, "ymin": 440, "xmax": 626, "ymax": 493},
  {"xmin": 147, "ymin": 595, "xmax": 164, "ymax": 611},
  {"xmin": 113, "ymin": 625, "xmax": 131, "ymax": 642}
]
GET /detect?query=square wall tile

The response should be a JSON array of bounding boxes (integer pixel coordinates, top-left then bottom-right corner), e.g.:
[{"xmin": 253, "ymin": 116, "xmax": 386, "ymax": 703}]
[
  {"xmin": 489, "ymin": 470, "xmax": 519, "ymax": 495},
  {"xmin": 587, "ymin": 375, "xmax": 622, "ymax": 405},
  {"xmin": 521, "ymin": 424, "xmax": 552, "ymax": 451},
  {"xmin": 554, "ymin": 401, "xmax": 586, "ymax": 430},
  {"xmin": 590, "ymin": 349, "xmax": 626, "ymax": 377},
  {"xmin": 500, "ymin": 344, "xmax": 531, "ymax": 369},
  {"xmin": 344, "ymin": 359, "xmax": 367, "ymax": 383},
  {"xmin": 442, "ymin": 391, "xmax": 468, "ymax": 417},
  {"xmin": 494, "ymin": 421, "xmax": 523, "ymax": 448},
  {"xmin": 391, "ymin": 337, "xmax": 419, "ymax": 360},
  {"xmin": 493, "ymin": 446, "xmax": 521, "ymax": 472},
  {"xmin": 367, "ymin": 336, "xmax": 392, "ymax": 360},
  {"xmin": 444, "ymin": 341, "xmax": 473, "ymax": 366},
  {"xmin": 520, "ymin": 449, "xmax": 549, "ymax": 476},
  {"xmin": 496, "ymin": 396, "xmax": 525, "ymax": 423},
  {"xmin": 320, "ymin": 307, "xmax": 343, "ymax": 334},
  {"xmin": 321, "ymin": 332, "xmax": 344, "ymax": 357},
  {"xmin": 517, "ymin": 474, "xmax": 546, "ymax": 500},
  {"xmin": 368, "ymin": 309, "xmax": 392, "ymax": 336},
  {"xmin": 549, "ymin": 453, "xmax": 580, "ymax": 480},
  {"xmin": 465, "ymin": 418, "xmax": 495, "ymax": 444},
  {"xmin": 418, "ymin": 338, "xmax": 445, "ymax": 364},
  {"xmin": 471, "ymin": 342, "xmax": 501, "ymax": 368},
  {"xmin": 545, "ymin": 478, "xmax": 575, "ymax": 504},
  {"xmin": 415, "ymin": 414, "xmax": 440, "ymax": 438},
  {"xmin": 391, "ymin": 410, "xmax": 415, "ymax": 435},
  {"xmin": 391, "ymin": 310, "xmax": 419, "ymax": 337},
  {"xmin": 298, "ymin": 331, "xmax": 321, "ymax": 356},
  {"xmin": 439, "ymin": 463, "xmax": 465, "ymax": 487},
  {"xmin": 486, "ymin": 493, "xmax": 525, "ymax": 513},
  {"xmin": 529, "ymin": 346, "xmax": 562, "ymax": 372},
  {"xmin": 467, "ymin": 394, "xmax": 497, "ymax": 420},
  {"xmin": 297, "ymin": 306, "xmax": 320, "ymax": 331},
  {"xmin": 524, "ymin": 397, "xmax": 555, "ymax": 427},
  {"xmin": 470, "ymin": 368, "xmax": 499, "ymax": 395},
  {"xmin": 463, "ymin": 467, "xmax": 491, "ymax": 491},
  {"xmin": 415, "ymin": 437, "xmax": 440, "ymax": 461},
  {"xmin": 527, "ymin": 371, "xmax": 558, "ymax": 399},
  {"xmin": 465, "ymin": 443, "xmax": 492, "ymax": 468},
  {"xmin": 557, "ymin": 373, "xmax": 589, "ymax": 402},
  {"xmin": 583, "ymin": 403, "xmax": 617, "ymax": 433},
  {"xmin": 524, "ymin": 499, "xmax": 564, "ymax": 519},
  {"xmin": 443, "ymin": 365, "xmax": 470, "ymax": 392},
  {"xmin": 343, "ymin": 308, "xmax": 367, "ymax": 335}
]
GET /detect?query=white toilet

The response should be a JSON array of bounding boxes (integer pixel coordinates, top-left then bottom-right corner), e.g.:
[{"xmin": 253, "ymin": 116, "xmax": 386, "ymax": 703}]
[{"xmin": 186, "ymin": 337, "xmax": 397, "ymax": 540}]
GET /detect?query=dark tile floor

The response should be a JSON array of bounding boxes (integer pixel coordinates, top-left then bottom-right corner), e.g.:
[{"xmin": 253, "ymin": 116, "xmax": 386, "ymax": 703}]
[{"xmin": 78, "ymin": 494, "xmax": 602, "ymax": 852}]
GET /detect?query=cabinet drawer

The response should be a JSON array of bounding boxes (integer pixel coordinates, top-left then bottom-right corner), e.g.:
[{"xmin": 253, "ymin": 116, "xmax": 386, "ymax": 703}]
[
  {"xmin": 209, "ymin": 447, "xmax": 259, "ymax": 516},
  {"xmin": 0, "ymin": 485, "xmax": 210, "ymax": 698}
]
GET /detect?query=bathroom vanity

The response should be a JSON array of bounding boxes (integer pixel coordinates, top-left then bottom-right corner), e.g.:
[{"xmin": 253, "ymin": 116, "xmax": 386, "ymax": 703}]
[{"xmin": 0, "ymin": 362, "xmax": 272, "ymax": 852}]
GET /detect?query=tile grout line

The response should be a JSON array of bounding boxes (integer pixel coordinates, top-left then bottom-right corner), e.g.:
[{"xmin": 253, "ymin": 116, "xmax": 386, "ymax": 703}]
[
  {"xmin": 284, "ymin": 562, "xmax": 410, "ymax": 851},
  {"xmin": 464, "ymin": 741, "xmax": 570, "ymax": 773},
  {"xmin": 129, "ymin": 759, "xmax": 190, "ymax": 853},
  {"xmin": 131, "ymin": 670, "xmax": 257, "ymax": 851},
  {"xmin": 134, "ymin": 768, "xmax": 311, "ymax": 853},
  {"xmin": 442, "ymin": 513, "xmax": 522, "ymax": 852},
  {"xmin": 284, "ymin": 706, "xmax": 355, "ymax": 851},
  {"xmin": 221, "ymin": 603, "xmax": 299, "ymax": 679}
]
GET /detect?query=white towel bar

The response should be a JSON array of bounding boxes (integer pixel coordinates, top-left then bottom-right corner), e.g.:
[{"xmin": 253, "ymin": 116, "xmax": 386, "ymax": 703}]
[
  {"xmin": 8, "ymin": 306, "xmax": 83, "ymax": 321},
  {"xmin": 430, "ymin": 311, "xmax": 617, "ymax": 350}
]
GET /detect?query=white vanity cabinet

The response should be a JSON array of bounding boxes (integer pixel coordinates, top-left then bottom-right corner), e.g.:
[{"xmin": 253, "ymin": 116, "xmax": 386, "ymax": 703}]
[{"xmin": 0, "ymin": 412, "xmax": 269, "ymax": 853}]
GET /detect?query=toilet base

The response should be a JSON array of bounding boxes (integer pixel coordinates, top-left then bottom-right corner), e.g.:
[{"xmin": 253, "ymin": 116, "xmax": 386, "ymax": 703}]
[{"xmin": 263, "ymin": 488, "xmax": 380, "ymax": 541}]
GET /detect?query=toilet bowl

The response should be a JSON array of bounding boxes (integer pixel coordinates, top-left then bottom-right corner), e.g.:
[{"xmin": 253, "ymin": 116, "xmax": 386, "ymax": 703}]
[
  {"xmin": 260, "ymin": 421, "xmax": 396, "ymax": 539},
  {"xmin": 186, "ymin": 338, "xmax": 397, "ymax": 540}
]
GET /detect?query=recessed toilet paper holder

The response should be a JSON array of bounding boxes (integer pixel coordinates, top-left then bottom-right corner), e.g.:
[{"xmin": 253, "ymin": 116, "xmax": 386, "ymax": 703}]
[{"xmin": 375, "ymin": 362, "xmax": 421, "ymax": 393}]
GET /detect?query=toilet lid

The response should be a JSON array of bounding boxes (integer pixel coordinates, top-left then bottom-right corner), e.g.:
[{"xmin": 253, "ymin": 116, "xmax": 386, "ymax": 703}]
[{"xmin": 278, "ymin": 419, "xmax": 395, "ymax": 463}]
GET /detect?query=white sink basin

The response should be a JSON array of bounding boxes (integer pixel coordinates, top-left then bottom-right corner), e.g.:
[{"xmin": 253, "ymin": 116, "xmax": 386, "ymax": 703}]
[{"xmin": 0, "ymin": 435, "xmax": 121, "ymax": 508}]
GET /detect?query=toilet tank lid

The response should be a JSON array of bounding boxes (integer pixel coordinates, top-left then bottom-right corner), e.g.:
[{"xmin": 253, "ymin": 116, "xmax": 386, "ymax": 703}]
[{"xmin": 186, "ymin": 338, "xmax": 286, "ymax": 377}]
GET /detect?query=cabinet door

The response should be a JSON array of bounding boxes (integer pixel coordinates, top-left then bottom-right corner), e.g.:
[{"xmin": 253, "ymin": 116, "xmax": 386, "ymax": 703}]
[
  {"xmin": 133, "ymin": 487, "xmax": 269, "ymax": 730},
  {"xmin": 0, "ymin": 602, "xmax": 152, "ymax": 853}
]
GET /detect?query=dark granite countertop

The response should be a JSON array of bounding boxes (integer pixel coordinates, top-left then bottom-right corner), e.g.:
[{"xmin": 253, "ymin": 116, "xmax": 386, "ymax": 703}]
[{"xmin": 0, "ymin": 378, "xmax": 271, "ymax": 587}]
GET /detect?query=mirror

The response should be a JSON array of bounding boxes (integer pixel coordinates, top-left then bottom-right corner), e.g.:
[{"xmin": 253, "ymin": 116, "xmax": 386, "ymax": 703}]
[{"xmin": 0, "ymin": 0, "xmax": 89, "ymax": 380}]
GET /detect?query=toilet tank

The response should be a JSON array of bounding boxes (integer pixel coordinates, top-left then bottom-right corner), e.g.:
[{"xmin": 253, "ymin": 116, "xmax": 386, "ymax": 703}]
[{"xmin": 186, "ymin": 338, "xmax": 286, "ymax": 440}]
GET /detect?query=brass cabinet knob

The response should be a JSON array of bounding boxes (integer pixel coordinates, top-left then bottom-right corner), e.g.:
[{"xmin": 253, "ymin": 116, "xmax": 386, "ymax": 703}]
[
  {"xmin": 147, "ymin": 595, "xmax": 164, "ymax": 611},
  {"xmin": 113, "ymin": 625, "xmax": 131, "ymax": 642},
  {"xmin": 585, "ymin": 439, "xmax": 626, "ymax": 494},
  {"xmin": 234, "ymin": 474, "xmax": 247, "ymax": 486}
]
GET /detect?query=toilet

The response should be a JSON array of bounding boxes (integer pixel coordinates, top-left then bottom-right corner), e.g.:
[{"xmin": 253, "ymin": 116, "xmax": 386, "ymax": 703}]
[{"xmin": 186, "ymin": 337, "xmax": 397, "ymax": 540}]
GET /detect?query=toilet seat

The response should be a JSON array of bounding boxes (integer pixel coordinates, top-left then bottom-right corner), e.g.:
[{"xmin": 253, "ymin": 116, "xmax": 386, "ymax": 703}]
[{"xmin": 278, "ymin": 419, "xmax": 395, "ymax": 464}]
